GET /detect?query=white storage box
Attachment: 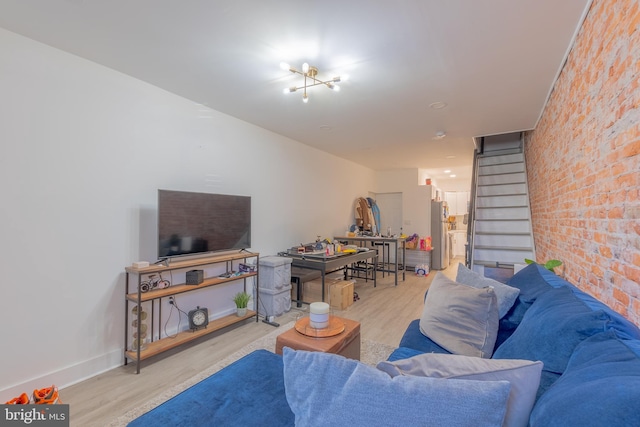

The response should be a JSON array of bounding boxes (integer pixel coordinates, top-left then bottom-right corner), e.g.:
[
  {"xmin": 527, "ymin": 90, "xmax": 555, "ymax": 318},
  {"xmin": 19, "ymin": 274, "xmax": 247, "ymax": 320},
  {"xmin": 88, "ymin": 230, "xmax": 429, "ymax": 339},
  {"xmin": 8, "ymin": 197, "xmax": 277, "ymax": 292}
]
[
  {"xmin": 405, "ymin": 249, "xmax": 432, "ymax": 268},
  {"xmin": 259, "ymin": 256, "xmax": 292, "ymax": 290},
  {"xmin": 258, "ymin": 283, "xmax": 292, "ymax": 317}
]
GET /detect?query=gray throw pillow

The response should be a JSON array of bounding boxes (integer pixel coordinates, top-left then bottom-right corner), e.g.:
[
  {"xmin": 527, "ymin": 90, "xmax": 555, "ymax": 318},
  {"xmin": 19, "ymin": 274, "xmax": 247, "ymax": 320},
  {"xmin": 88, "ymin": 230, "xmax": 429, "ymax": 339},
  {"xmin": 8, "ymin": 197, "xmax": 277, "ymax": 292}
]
[
  {"xmin": 283, "ymin": 348, "xmax": 511, "ymax": 427},
  {"xmin": 378, "ymin": 353, "xmax": 543, "ymax": 427},
  {"xmin": 457, "ymin": 263, "xmax": 520, "ymax": 318},
  {"xmin": 420, "ymin": 272, "xmax": 499, "ymax": 358}
]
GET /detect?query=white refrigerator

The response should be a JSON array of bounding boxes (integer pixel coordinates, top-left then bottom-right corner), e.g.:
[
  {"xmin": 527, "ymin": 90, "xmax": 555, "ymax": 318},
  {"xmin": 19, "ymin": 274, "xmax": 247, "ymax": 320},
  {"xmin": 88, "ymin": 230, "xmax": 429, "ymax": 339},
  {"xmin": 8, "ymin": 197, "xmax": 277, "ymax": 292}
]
[{"xmin": 431, "ymin": 201, "xmax": 450, "ymax": 270}]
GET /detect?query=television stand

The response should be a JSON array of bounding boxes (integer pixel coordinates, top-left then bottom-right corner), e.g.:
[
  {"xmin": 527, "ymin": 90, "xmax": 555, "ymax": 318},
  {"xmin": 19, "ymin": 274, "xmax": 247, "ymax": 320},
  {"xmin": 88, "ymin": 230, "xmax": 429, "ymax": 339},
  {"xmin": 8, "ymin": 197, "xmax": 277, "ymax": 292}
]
[{"xmin": 124, "ymin": 251, "xmax": 259, "ymax": 373}]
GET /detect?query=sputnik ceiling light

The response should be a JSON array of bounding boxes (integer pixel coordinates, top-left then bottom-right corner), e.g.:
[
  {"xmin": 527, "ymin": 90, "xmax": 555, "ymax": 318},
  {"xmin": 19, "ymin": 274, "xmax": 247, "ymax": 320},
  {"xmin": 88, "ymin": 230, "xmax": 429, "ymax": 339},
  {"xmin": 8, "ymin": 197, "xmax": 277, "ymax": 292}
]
[{"xmin": 280, "ymin": 62, "xmax": 344, "ymax": 103}]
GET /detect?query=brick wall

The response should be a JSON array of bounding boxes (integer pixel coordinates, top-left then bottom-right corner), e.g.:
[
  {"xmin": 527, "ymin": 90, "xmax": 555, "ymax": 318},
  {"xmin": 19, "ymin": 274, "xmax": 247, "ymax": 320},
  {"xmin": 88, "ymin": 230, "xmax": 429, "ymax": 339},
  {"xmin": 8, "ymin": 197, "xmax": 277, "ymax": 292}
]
[{"xmin": 524, "ymin": 0, "xmax": 640, "ymax": 325}]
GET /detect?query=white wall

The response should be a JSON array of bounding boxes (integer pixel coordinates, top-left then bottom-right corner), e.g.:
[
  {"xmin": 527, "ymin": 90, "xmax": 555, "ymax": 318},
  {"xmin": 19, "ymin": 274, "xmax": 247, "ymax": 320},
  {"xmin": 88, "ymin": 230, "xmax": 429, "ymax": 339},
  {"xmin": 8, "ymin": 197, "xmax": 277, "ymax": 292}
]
[
  {"xmin": 375, "ymin": 169, "xmax": 432, "ymax": 239},
  {"xmin": 0, "ymin": 28, "xmax": 375, "ymax": 399}
]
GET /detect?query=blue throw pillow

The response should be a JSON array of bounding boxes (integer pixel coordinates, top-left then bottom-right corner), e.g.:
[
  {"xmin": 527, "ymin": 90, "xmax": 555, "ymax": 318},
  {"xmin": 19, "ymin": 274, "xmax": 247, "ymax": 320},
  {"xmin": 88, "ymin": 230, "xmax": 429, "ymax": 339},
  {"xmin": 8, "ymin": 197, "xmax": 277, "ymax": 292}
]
[
  {"xmin": 282, "ymin": 348, "xmax": 511, "ymax": 427},
  {"xmin": 534, "ymin": 266, "xmax": 640, "ymax": 340},
  {"xmin": 493, "ymin": 285, "xmax": 610, "ymax": 375},
  {"xmin": 501, "ymin": 264, "xmax": 553, "ymax": 328},
  {"xmin": 530, "ymin": 330, "xmax": 640, "ymax": 427},
  {"xmin": 505, "ymin": 264, "xmax": 553, "ymax": 302}
]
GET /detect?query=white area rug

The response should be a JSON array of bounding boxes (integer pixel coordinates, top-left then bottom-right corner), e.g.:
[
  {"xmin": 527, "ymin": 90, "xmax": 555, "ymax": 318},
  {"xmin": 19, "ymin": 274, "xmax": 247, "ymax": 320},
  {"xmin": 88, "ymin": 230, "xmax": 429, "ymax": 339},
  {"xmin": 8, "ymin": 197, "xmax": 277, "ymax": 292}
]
[{"xmin": 110, "ymin": 321, "xmax": 396, "ymax": 426}]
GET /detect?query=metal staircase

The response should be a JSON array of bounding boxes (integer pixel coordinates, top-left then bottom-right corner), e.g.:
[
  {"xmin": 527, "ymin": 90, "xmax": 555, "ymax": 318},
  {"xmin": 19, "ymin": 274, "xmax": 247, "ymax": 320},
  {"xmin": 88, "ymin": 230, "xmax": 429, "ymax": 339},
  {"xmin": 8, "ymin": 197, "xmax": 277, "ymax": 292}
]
[{"xmin": 468, "ymin": 133, "xmax": 535, "ymax": 274}]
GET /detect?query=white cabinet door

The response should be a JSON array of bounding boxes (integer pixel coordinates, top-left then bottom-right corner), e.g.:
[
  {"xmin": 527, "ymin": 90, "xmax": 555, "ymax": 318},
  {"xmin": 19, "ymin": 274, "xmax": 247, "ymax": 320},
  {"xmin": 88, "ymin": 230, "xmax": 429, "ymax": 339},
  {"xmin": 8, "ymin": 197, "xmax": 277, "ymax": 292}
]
[
  {"xmin": 456, "ymin": 192, "xmax": 469, "ymax": 215},
  {"xmin": 445, "ymin": 192, "xmax": 470, "ymax": 216},
  {"xmin": 445, "ymin": 192, "xmax": 457, "ymax": 215}
]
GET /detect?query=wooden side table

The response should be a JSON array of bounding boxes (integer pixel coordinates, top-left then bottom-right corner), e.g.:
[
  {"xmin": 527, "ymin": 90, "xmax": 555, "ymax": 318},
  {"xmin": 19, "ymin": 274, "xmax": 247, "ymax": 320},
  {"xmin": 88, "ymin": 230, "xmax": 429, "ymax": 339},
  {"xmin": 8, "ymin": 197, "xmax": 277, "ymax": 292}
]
[{"xmin": 275, "ymin": 316, "xmax": 361, "ymax": 360}]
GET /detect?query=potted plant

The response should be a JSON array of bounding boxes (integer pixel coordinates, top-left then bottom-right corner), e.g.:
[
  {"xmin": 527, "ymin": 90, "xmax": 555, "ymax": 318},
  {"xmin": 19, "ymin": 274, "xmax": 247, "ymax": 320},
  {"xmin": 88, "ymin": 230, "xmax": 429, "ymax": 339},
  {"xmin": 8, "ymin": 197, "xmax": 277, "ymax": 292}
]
[
  {"xmin": 525, "ymin": 258, "xmax": 563, "ymax": 274},
  {"xmin": 232, "ymin": 291, "xmax": 252, "ymax": 317}
]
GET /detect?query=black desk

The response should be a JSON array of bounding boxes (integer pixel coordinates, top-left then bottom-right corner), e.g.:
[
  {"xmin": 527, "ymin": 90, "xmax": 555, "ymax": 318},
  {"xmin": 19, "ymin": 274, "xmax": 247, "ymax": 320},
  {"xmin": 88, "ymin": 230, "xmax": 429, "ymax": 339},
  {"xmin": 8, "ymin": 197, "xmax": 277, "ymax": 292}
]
[
  {"xmin": 280, "ymin": 250, "xmax": 378, "ymax": 303},
  {"xmin": 334, "ymin": 236, "xmax": 406, "ymax": 286}
]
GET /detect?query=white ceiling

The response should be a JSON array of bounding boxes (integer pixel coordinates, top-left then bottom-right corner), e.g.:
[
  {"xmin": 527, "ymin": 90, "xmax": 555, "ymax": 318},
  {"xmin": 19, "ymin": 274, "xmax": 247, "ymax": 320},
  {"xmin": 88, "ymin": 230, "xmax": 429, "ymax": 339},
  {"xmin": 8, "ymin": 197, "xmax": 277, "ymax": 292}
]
[{"xmin": 0, "ymin": 0, "xmax": 590, "ymax": 190}]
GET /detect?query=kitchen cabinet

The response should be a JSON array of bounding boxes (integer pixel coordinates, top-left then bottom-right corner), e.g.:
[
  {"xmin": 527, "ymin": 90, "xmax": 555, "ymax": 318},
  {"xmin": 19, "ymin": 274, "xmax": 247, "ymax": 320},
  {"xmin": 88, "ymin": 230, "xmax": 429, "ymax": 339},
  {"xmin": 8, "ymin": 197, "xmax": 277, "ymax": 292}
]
[{"xmin": 445, "ymin": 192, "xmax": 470, "ymax": 216}]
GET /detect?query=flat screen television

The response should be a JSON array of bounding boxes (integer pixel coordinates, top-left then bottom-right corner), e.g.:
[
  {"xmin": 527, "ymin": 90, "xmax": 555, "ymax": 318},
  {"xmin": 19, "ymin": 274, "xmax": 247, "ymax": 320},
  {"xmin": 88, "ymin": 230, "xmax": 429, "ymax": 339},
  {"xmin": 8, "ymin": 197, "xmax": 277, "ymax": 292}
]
[{"xmin": 158, "ymin": 190, "xmax": 251, "ymax": 259}]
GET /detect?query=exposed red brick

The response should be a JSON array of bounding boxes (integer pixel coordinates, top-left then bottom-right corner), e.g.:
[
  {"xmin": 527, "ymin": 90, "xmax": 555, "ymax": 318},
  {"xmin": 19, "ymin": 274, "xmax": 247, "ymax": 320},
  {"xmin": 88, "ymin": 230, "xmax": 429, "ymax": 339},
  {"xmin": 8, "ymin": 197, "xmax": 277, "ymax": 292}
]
[
  {"xmin": 614, "ymin": 287, "xmax": 631, "ymax": 306},
  {"xmin": 524, "ymin": 0, "xmax": 640, "ymax": 326}
]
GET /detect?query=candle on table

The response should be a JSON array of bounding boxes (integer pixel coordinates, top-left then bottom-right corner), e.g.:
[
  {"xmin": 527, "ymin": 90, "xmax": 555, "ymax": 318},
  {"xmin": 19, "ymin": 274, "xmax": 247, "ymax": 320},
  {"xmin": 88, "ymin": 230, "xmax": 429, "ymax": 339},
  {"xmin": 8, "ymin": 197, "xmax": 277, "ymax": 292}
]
[{"xmin": 309, "ymin": 302, "xmax": 330, "ymax": 329}]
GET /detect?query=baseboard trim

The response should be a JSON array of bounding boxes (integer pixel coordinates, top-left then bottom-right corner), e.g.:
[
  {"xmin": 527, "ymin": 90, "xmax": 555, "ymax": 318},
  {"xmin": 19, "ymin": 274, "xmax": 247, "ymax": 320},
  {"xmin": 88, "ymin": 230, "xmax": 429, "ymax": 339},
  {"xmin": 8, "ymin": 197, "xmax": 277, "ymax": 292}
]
[{"xmin": 0, "ymin": 348, "xmax": 122, "ymax": 402}]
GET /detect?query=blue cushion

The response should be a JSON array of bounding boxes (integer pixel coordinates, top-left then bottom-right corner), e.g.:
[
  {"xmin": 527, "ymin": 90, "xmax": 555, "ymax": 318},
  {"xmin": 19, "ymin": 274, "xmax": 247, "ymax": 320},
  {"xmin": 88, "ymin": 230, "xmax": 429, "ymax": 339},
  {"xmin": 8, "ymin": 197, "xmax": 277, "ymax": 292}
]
[
  {"xmin": 400, "ymin": 318, "xmax": 515, "ymax": 355},
  {"xmin": 530, "ymin": 330, "xmax": 640, "ymax": 426},
  {"xmin": 387, "ymin": 346, "xmax": 426, "ymax": 362},
  {"xmin": 506, "ymin": 264, "xmax": 554, "ymax": 300},
  {"xmin": 493, "ymin": 286, "xmax": 610, "ymax": 375},
  {"xmin": 128, "ymin": 350, "xmax": 294, "ymax": 427},
  {"xmin": 501, "ymin": 264, "xmax": 554, "ymax": 328},
  {"xmin": 283, "ymin": 348, "xmax": 511, "ymax": 427},
  {"xmin": 398, "ymin": 319, "xmax": 453, "ymax": 354},
  {"xmin": 534, "ymin": 266, "xmax": 640, "ymax": 340}
]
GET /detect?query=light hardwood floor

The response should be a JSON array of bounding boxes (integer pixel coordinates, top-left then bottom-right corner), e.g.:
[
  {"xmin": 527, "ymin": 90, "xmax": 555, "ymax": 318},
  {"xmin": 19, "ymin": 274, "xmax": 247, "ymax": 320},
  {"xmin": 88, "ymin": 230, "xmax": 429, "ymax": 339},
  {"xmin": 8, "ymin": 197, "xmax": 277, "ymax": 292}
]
[{"xmin": 62, "ymin": 259, "xmax": 462, "ymax": 426}]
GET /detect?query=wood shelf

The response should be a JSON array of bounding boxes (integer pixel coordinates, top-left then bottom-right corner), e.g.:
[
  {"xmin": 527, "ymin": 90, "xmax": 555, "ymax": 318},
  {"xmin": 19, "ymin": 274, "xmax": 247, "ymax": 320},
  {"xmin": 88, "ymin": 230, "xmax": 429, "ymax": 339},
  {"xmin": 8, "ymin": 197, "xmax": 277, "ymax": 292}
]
[
  {"xmin": 125, "ymin": 252, "xmax": 256, "ymax": 275},
  {"xmin": 126, "ymin": 272, "xmax": 257, "ymax": 303},
  {"xmin": 125, "ymin": 310, "xmax": 256, "ymax": 362},
  {"xmin": 125, "ymin": 251, "xmax": 259, "ymax": 373}
]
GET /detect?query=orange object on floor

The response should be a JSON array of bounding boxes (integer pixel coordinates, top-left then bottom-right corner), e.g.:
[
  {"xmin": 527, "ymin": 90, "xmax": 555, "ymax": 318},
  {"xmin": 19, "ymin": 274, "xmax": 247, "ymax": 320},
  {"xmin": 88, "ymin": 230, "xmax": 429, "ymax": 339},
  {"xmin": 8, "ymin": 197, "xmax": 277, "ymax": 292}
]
[
  {"xmin": 5, "ymin": 392, "xmax": 30, "ymax": 404},
  {"xmin": 33, "ymin": 385, "xmax": 61, "ymax": 404}
]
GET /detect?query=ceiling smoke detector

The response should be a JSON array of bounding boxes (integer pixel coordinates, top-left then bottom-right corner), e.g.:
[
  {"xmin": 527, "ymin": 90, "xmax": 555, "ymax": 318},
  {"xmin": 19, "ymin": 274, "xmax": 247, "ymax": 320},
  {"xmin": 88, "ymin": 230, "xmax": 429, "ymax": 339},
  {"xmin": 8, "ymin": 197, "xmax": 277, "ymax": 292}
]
[{"xmin": 433, "ymin": 131, "xmax": 447, "ymax": 140}]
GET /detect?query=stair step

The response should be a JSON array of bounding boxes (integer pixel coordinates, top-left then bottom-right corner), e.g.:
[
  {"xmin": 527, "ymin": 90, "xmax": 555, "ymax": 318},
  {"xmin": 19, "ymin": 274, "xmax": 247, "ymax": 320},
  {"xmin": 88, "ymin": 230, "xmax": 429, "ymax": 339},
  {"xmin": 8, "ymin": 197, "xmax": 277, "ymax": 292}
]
[
  {"xmin": 474, "ymin": 234, "xmax": 533, "ymax": 248},
  {"xmin": 475, "ymin": 245, "xmax": 533, "ymax": 251},
  {"xmin": 478, "ymin": 162, "xmax": 525, "ymax": 176},
  {"xmin": 473, "ymin": 248, "xmax": 535, "ymax": 264},
  {"xmin": 477, "ymin": 183, "xmax": 528, "ymax": 196},
  {"xmin": 475, "ymin": 231, "xmax": 531, "ymax": 236},
  {"xmin": 475, "ymin": 207, "xmax": 530, "ymax": 220},
  {"xmin": 477, "ymin": 206, "xmax": 528, "ymax": 210},
  {"xmin": 478, "ymin": 152, "xmax": 524, "ymax": 166},
  {"xmin": 478, "ymin": 172, "xmax": 526, "ymax": 186},
  {"xmin": 473, "ymin": 260, "xmax": 519, "ymax": 268},
  {"xmin": 476, "ymin": 194, "xmax": 529, "ymax": 208},
  {"xmin": 477, "ymin": 193, "xmax": 527, "ymax": 197},
  {"xmin": 475, "ymin": 220, "xmax": 531, "ymax": 234}
]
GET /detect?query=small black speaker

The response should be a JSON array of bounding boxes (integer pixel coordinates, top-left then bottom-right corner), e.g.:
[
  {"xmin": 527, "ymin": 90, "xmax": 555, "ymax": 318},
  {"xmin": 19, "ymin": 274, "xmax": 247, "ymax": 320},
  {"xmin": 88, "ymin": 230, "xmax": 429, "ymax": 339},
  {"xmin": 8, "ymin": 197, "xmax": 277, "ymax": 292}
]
[{"xmin": 186, "ymin": 269, "xmax": 204, "ymax": 285}]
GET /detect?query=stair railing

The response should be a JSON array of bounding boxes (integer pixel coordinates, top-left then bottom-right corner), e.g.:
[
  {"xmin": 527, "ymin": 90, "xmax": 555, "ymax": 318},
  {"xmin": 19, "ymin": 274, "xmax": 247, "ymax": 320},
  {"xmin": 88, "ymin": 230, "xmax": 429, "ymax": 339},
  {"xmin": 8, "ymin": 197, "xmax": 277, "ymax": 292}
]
[{"xmin": 466, "ymin": 147, "xmax": 481, "ymax": 268}]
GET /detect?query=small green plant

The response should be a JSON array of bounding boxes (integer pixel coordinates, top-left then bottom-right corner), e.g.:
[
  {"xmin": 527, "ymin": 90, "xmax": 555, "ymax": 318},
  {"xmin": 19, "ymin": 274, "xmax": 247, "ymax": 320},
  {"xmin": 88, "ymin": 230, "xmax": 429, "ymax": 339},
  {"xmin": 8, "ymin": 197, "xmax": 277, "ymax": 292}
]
[
  {"xmin": 232, "ymin": 291, "xmax": 251, "ymax": 309},
  {"xmin": 525, "ymin": 258, "xmax": 563, "ymax": 273}
]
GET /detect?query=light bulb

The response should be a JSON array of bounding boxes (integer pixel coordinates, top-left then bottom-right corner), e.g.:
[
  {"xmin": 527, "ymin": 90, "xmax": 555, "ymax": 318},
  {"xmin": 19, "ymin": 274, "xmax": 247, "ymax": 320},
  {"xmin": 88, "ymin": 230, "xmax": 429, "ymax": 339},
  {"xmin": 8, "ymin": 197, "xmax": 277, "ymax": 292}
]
[
  {"xmin": 303, "ymin": 94, "xmax": 309, "ymax": 103},
  {"xmin": 333, "ymin": 85, "xmax": 340, "ymax": 92},
  {"xmin": 302, "ymin": 63, "xmax": 310, "ymax": 73},
  {"xmin": 280, "ymin": 62, "xmax": 290, "ymax": 71}
]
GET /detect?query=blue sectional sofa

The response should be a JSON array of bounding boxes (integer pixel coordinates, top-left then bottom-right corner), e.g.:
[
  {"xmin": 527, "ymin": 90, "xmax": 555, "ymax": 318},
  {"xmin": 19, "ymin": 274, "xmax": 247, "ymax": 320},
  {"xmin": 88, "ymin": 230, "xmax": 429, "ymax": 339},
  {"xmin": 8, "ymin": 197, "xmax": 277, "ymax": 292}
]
[
  {"xmin": 129, "ymin": 264, "xmax": 640, "ymax": 427},
  {"xmin": 394, "ymin": 263, "xmax": 640, "ymax": 426}
]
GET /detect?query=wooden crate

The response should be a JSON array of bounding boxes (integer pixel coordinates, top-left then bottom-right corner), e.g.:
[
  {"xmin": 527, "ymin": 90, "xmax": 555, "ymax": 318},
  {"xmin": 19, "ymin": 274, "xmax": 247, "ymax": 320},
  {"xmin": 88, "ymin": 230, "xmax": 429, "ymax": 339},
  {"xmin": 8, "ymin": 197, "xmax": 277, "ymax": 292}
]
[{"xmin": 294, "ymin": 277, "xmax": 354, "ymax": 310}]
